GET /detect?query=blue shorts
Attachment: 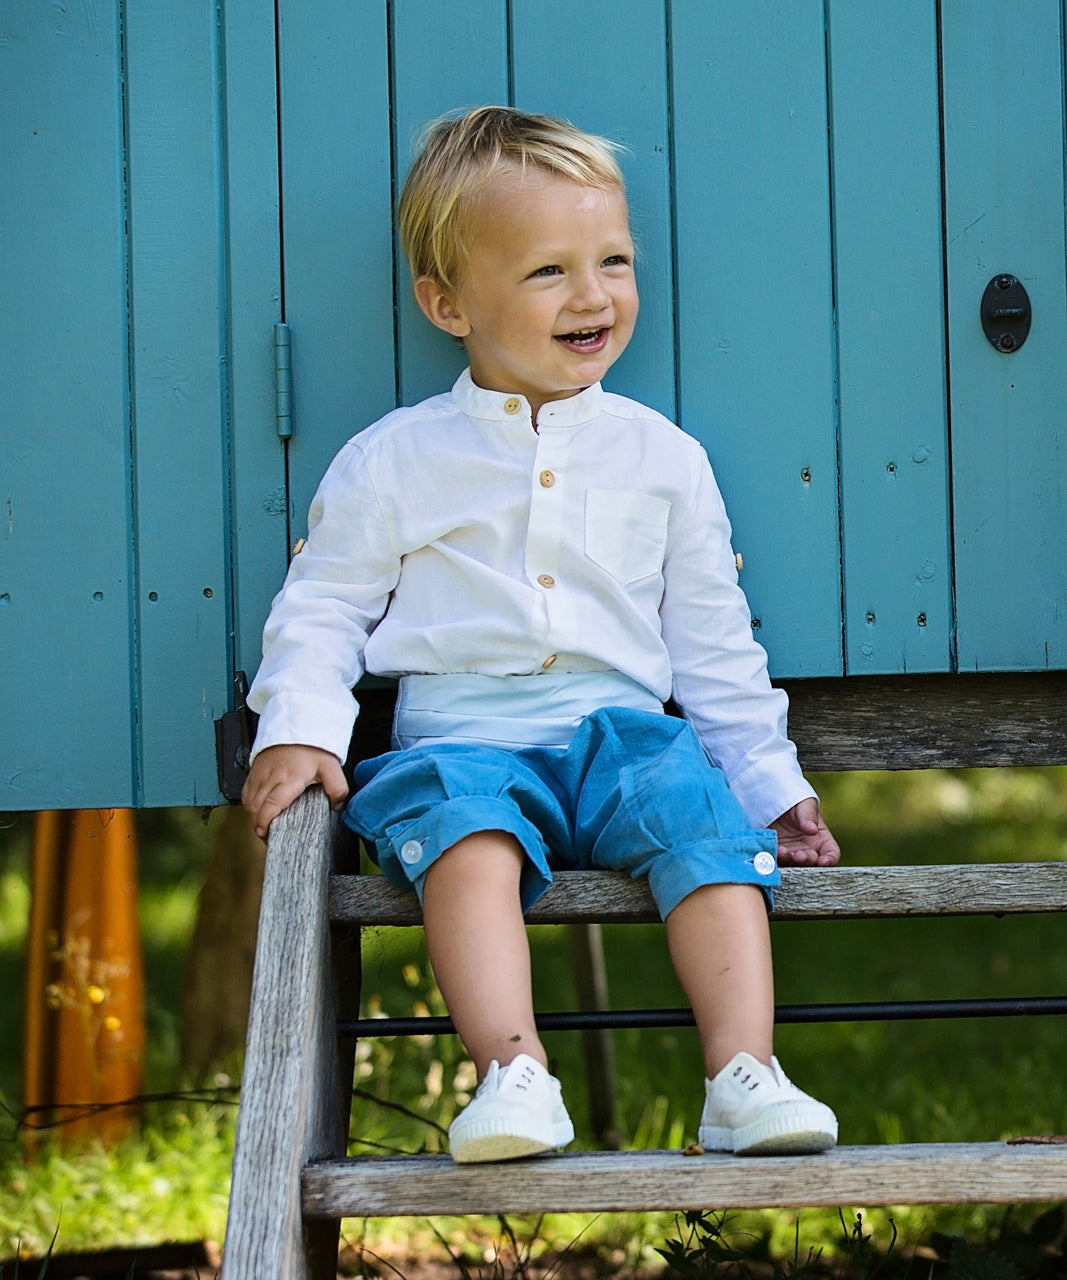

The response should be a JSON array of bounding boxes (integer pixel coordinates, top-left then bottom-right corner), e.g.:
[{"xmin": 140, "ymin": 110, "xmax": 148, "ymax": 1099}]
[{"xmin": 342, "ymin": 706, "xmax": 779, "ymax": 920}]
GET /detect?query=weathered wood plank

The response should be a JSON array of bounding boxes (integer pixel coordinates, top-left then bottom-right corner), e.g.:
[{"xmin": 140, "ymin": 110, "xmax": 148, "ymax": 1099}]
[
  {"xmin": 349, "ymin": 673, "xmax": 1067, "ymax": 774},
  {"xmin": 782, "ymin": 672, "xmax": 1067, "ymax": 770},
  {"xmin": 220, "ymin": 789, "xmax": 349, "ymax": 1280},
  {"xmin": 302, "ymin": 1142, "xmax": 1067, "ymax": 1218},
  {"xmin": 330, "ymin": 863, "xmax": 1067, "ymax": 928}
]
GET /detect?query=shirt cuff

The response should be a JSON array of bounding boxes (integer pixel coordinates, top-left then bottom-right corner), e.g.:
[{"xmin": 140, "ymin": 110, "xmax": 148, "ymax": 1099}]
[
  {"xmin": 727, "ymin": 753, "xmax": 818, "ymax": 828},
  {"xmin": 248, "ymin": 690, "xmax": 356, "ymax": 765}
]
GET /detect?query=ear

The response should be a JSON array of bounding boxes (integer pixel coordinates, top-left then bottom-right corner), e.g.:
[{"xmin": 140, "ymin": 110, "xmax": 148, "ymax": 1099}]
[{"xmin": 413, "ymin": 276, "xmax": 471, "ymax": 338}]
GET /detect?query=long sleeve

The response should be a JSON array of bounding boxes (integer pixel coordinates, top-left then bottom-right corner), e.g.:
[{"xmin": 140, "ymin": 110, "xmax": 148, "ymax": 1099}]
[
  {"xmin": 247, "ymin": 440, "xmax": 400, "ymax": 762},
  {"xmin": 659, "ymin": 456, "xmax": 816, "ymax": 826}
]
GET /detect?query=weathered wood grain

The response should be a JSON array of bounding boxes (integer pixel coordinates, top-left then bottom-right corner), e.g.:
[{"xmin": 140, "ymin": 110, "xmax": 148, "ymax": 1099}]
[
  {"xmin": 220, "ymin": 788, "xmax": 349, "ymax": 1280},
  {"xmin": 302, "ymin": 1142, "xmax": 1067, "ymax": 1218},
  {"xmin": 330, "ymin": 862, "xmax": 1067, "ymax": 927},
  {"xmin": 350, "ymin": 672, "xmax": 1067, "ymax": 773},
  {"xmin": 781, "ymin": 672, "xmax": 1067, "ymax": 770}
]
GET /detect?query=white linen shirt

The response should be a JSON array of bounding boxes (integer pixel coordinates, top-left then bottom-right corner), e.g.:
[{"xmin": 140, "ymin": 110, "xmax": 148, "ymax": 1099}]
[{"xmin": 247, "ymin": 369, "xmax": 815, "ymax": 826}]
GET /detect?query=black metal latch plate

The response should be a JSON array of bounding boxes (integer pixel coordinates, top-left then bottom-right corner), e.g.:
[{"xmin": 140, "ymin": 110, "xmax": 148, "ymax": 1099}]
[{"xmin": 981, "ymin": 274, "xmax": 1031, "ymax": 353}]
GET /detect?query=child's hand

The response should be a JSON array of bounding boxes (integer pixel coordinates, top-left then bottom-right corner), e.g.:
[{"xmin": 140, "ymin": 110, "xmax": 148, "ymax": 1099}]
[
  {"xmin": 242, "ymin": 744, "xmax": 350, "ymax": 839},
  {"xmin": 770, "ymin": 798, "xmax": 840, "ymax": 867}
]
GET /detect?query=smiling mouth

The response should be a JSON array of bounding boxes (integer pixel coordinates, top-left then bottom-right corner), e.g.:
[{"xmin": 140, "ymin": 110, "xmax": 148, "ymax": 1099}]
[{"xmin": 556, "ymin": 327, "xmax": 609, "ymax": 348}]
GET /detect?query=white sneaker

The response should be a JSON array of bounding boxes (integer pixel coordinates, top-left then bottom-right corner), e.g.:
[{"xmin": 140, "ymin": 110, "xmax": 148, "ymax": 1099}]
[
  {"xmin": 699, "ymin": 1052, "xmax": 838, "ymax": 1155},
  {"xmin": 448, "ymin": 1054, "xmax": 574, "ymax": 1164}
]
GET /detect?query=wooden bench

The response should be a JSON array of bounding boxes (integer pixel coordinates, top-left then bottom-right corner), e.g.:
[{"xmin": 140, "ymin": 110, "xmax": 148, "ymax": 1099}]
[{"xmin": 219, "ymin": 672, "xmax": 1067, "ymax": 1280}]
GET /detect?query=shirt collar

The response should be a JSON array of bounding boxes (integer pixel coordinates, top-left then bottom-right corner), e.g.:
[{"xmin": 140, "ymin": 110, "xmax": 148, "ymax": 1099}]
[{"xmin": 451, "ymin": 368, "xmax": 605, "ymax": 427}]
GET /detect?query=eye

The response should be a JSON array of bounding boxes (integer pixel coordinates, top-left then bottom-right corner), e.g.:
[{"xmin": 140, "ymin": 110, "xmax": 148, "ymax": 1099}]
[
  {"xmin": 528, "ymin": 264, "xmax": 562, "ymax": 278},
  {"xmin": 602, "ymin": 254, "xmax": 631, "ymax": 268}
]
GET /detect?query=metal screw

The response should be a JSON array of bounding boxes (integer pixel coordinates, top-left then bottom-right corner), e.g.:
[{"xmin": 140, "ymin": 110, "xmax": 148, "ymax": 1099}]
[
  {"xmin": 800, "ymin": 467, "xmax": 812, "ymax": 483},
  {"xmin": 1000, "ymin": 333, "xmax": 1016, "ymax": 351},
  {"xmin": 917, "ymin": 613, "xmax": 927, "ymax": 628},
  {"xmin": 996, "ymin": 274, "xmax": 1014, "ymax": 290},
  {"xmin": 866, "ymin": 612, "xmax": 876, "ymax": 625},
  {"xmin": 751, "ymin": 618, "xmax": 762, "ymax": 630}
]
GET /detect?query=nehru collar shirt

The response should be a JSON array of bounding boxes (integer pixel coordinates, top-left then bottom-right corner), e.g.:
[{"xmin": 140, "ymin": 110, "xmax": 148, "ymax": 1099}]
[{"xmin": 247, "ymin": 369, "xmax": 814, "ymax": 826}]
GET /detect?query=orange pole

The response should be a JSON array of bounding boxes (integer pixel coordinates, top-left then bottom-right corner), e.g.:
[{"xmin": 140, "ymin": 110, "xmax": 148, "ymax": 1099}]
[{"xmin": 23, "ymin": 810, "xmax": 146, "ymax": 1149}]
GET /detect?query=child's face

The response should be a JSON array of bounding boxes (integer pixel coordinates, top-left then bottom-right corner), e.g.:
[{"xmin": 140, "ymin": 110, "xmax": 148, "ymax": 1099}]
[{"xmin": 416, "ymin": 170, "xmax": 638, "ymax": 418}]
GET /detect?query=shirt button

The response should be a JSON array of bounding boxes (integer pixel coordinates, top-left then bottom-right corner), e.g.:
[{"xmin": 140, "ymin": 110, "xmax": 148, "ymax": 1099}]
[
  {"xmin": 542, "ymin": 654, "xmax": 558, "ymax": 669},
  {"xmin": 753, "ymin": 850, "xmax": 777, "ymax": 876},
  {"xmin": 537, "ymin": 574, "xmax": 555, "ymax": 588},
  {"xmin": 539, "ymin": 470, "xmax": 556, "ymax": 488},
  {"xmin": 400, "ymin": 839, "xmax": 423, "ymax": 865},
  {"xmin": 504, "ymin": 397, "xmax": 521, "ymax": 415}
]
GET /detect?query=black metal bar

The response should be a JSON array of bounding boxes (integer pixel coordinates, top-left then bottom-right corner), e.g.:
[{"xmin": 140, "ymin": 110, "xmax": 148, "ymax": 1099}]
[{"xmin": 338, "ymin": 995, "xmax": 1067, "ymax": 1040}]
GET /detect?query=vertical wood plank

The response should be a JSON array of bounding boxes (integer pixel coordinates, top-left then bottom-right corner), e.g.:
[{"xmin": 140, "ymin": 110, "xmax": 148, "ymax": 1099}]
[
  {"xmin": 219, "ymin": 790, "xmax": 344, "ymax": 1280},
  {"xmin": 277, "ymin": 0, "xmax": 396, "ymax": 538},
  {"xmin": 828, "ymin": 1, "xmax": 953, "ymax": 674},
  {"xmin": 671, "ymin": 2, "xmax": 842, "ymax": 676},
  {"xmin": 0, "ymin": 1, "xmax": 135, "ymax": 807},
  {"xmin": 511, "ymin": 0, "xmax": 675, "ymax": 420},
  {"xmin": 942, "ymin": 1, "xmax": 1067, "ymax": 671},
  {"xmin": 125, "ymin": 1, "xmax": 232, "ymax": 805},
  {"xmin": 221, "ymin": 0, "xmax": 289, "ymax": 694},
  {"xmin": 390, "ymin": 0, "xmax": 510, "ymax": 408}
]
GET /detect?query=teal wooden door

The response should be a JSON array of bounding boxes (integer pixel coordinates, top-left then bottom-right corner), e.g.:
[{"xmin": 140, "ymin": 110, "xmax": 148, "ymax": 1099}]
[
  {"xmin": 4, "ymin": 2, "xmax": 1066, "ymax": 810},
  {"xmin": 2, "ymin": 1, "xmax": 283, "ymax": 809},
  {"xmin": 278, "ymin": 0, "xmax": 1066, "ymax": 682}
]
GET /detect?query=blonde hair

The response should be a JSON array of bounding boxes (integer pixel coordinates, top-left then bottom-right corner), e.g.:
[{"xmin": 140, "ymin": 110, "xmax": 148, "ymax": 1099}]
[{"xmin": 398, "ymin": 106, "xmax": 626, "ymax": 291}]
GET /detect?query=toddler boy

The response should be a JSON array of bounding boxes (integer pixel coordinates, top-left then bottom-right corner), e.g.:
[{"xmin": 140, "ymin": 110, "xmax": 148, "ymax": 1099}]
[{"xmin": 243, "ymin": 106, "xmax": 840, "ymax": 1162}]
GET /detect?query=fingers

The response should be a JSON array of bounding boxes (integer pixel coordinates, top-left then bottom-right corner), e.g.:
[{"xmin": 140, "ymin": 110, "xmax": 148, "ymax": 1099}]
[
  {"xmin": 771, "ymin": 798, "xmax": 842, "ymax": 868},
  {"xmin": 241, "ymin": 745, "xmax": 349, "ymax": 838},
  {"xmin": 320, "ymin": 756, "xmax": 351, "ymax": 811}
]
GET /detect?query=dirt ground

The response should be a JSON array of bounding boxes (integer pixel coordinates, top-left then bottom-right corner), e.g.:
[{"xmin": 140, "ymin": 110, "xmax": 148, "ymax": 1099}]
[{"xmin": 0, "ymin": 1240, "xmax": 668, "ymax": 1279}]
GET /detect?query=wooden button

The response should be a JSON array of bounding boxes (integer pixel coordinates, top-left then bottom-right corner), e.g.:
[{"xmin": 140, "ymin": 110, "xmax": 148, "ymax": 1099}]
[
  {"xmin": 504, "ymin": 397, "xmax": 521, "ymax": 415},
  {"xmin": 537, "ymin": 574, "xmax": 555, "ymax": 589},
  {"xmin": 539, "ymin": 470, "xmax": 556, "ymax": 488}
]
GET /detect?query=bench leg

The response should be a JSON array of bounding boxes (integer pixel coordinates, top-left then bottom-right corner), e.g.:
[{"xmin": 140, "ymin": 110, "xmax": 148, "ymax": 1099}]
[{"xmin": 568, "ymin": 922, "xmax": 619, "ymax": 1147}]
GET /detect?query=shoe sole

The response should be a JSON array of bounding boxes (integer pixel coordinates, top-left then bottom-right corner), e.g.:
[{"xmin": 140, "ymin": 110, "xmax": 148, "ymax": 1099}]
[
  {"xmin": 700, "ymin": 1105, "xmax": 838, "ymax": 1157},
  {"xmin": 450, "ymin": 1119, "xmax": 575, "ymax": 1165}
]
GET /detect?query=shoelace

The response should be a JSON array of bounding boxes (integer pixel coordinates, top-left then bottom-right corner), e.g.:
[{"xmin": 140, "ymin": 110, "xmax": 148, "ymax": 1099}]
[{"xmin": 477, "ymin": 1059, "xmax": 538, "ymax": 1096}]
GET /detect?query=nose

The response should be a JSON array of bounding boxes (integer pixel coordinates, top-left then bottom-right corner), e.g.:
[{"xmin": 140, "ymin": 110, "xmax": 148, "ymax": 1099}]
[{"xmin": 570, "ymin": 269, "xmax": 611, "ymax": 313}]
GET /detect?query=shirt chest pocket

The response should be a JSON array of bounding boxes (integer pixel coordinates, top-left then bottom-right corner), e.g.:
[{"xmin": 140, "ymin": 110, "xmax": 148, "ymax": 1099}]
[{"xmin": 584, "ymin": 489, "xmax": 670, "ymax": 585}]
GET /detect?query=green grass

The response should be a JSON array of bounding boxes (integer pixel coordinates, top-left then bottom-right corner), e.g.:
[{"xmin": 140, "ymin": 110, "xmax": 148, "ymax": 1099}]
[{"xmin": 1, "ymin": 770, "xmax": 1066, "ymax": 1268}]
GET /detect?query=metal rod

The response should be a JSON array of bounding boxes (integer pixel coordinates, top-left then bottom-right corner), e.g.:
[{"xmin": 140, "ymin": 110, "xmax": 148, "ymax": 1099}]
[{"xmin": 338, "ymin": 995, "xmax": 1067, "ymax": 1040}]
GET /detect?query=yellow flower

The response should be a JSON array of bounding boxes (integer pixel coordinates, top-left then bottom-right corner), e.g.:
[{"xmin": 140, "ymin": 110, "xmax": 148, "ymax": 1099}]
[
  {"xmin": 87, "ymin": 985, "xmax": 106, "ymax": 1005},
  {"xmin": 103, "ymin": 1015, "xmax": 122, "ymax": 1032}
]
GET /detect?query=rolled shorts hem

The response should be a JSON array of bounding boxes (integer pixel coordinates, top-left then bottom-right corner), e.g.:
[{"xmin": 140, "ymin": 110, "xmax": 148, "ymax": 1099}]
[
  {"xmin": 646, "ymin": 837, "xmax": 779, "ymax": 919},
  {"xmin": 368, "ymin": 794, "xmax": 555, "ymax": 913}
]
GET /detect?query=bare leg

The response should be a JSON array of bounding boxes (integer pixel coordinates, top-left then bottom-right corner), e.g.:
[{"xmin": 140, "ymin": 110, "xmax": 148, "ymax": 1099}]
[
  {"xmin": 665, "ymin": 882, "xmax": 775, "ymax": 1079},
  {"xmin": 421, "ymin": 830, "xmax": 547, "ymax": 1078}
]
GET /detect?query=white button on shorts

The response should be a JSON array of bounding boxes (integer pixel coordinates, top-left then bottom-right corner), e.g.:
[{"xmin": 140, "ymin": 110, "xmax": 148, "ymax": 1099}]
[
  {"xmin": 753, "ymin": 850, "xmax": 777, "ymax": 876},
  {"xmin": 400, "ymin": 839, "xmax": 423, "ymax": 865}
]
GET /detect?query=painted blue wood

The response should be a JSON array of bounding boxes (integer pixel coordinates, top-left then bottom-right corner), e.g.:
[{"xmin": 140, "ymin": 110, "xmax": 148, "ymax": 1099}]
[
  {"xmin": 828, "ymin": 2, "xmax": 954, "ymax": 675},
  {"xmin": 220, "ymin": 0, "xmax": 289, "ymax": 686},
  {"xmin": 390, "ymin": 0, "xmax": 510, "ymax": 409},
  {"xmin": 670, "ymin": 2, "xmax": 842, "ymax": 677},
  {"xmin": 276, "ymin": 2, "xmax": 396, "ymax": 540},
  {"xmin": 942, "ymin": 2, "xmax": 1067, "ymax": 671},
  {"xmin": 511, "ymin": 0, "xmax": 675, "ymax": 422},
  {"xmin": 124, "ymin": 3, "xmax": 233, "ymax": 806},
  {"xmin": 8, "ymin": 3, "xmax": 1067, "ymax": 810},
  {"xmin": 1, "ymin": 2, "xmax": 136, "ymax": 808}
]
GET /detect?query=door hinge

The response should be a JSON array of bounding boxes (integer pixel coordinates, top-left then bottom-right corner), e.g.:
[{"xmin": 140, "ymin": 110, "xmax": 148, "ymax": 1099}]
[
  {"xmin": 274, "ymin": 321, "xmax": 293, "ymax": 438},
  {"xmin": 214, "ymin": 670, "xmax": 259, "ymax": 801}
]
